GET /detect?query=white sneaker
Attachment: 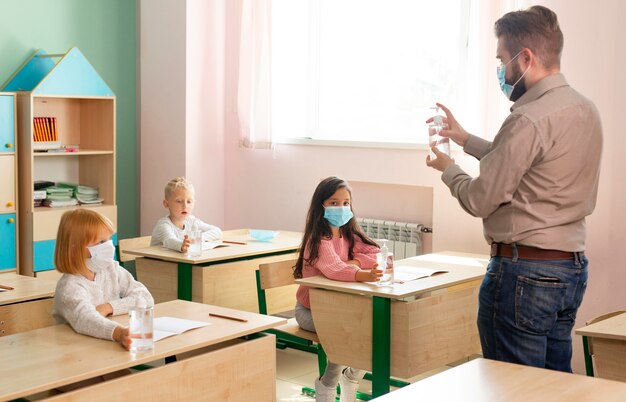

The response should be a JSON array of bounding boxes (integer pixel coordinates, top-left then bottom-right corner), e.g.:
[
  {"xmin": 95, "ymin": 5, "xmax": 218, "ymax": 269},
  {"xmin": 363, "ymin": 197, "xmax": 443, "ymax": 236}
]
[
  {"xmin": 338, "ymin": 369, "xmax": 360, "ymax": 402},
  {"xmin": 315, "ymin": 377, "xmax": 337, "ymax": 402}
]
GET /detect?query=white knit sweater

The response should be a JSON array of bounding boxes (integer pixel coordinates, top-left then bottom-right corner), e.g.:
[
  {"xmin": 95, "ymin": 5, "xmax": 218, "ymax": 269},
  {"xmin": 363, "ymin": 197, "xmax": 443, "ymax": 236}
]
[
  {"xmin": 53, "ymin": 259, "xmax": 154, "ymax": 341},
  {"xmin": 150, "ymin": 215, "xmax": 222, "ymax": 251}
]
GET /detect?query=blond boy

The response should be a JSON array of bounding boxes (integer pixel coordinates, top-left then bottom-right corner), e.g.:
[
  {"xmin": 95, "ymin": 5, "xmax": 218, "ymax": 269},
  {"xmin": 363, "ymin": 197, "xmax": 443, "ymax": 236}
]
[{"xmin": 151, "ymin": 177, "xmax": 222, "ymax": 252}]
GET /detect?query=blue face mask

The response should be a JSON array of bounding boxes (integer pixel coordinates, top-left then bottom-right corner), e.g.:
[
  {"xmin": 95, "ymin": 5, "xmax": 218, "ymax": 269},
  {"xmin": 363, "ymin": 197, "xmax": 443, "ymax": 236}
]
[
  {"xmin": 324, "ymin": 206, "xmax": 353, "ymax": 228},
  {"xmin": 497, "ymin": 50, "xmax": 530, "ymax": 100}
]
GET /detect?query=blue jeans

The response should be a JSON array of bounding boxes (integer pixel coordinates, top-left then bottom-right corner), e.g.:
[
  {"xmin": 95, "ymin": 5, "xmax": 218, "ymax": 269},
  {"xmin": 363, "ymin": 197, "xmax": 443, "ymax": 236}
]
[{"xmin": 477, "ymin": 252, "xmax": 588, "ymax": 372}]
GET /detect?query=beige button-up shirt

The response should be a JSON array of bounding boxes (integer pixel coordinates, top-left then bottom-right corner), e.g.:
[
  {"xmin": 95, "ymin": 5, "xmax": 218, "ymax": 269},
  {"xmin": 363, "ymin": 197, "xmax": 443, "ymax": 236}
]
[{"xmin": 442, "ymin": 73, "xmax": 602, "ymax": 252}]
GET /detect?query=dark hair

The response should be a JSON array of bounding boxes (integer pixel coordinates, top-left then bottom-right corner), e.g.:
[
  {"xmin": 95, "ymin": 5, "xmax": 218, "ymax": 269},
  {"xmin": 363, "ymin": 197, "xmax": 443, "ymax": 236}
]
[
  {"xmin": 293, "ymin": 177, "xmax": 378, "ymax": 279},
  {"xmin": 494, "ymin": 5, "xmax": 563, "ymax": 68}
]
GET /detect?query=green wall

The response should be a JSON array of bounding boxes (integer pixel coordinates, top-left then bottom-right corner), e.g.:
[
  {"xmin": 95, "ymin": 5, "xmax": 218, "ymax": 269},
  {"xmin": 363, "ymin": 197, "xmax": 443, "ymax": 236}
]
[{"xmin": 0, "ymin": 0, "xmax": 138, "ymax": 239}]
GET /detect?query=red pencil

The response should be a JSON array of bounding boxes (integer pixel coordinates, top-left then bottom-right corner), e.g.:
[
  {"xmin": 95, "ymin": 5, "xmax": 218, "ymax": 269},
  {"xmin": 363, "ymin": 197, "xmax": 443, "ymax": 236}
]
[
  {"xmin": 222, "ymin": 240, "xmax": 247, "ymax": 245},
  {"xmin": 0, "ymin": 284, "xmax": 14, "ymax": 290}
]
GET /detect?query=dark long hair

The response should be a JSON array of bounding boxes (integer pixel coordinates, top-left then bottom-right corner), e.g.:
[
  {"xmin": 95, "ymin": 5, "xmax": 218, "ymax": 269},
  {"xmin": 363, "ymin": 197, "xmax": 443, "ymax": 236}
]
[{"xmin": 293, "ymin": 177, "xmax": 379, "ymax": 279}]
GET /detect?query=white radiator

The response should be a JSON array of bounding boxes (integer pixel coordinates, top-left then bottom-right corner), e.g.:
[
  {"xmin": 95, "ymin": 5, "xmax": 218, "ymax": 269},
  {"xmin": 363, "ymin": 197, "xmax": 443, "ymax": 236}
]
[{"xmin": 356, "ymin": 218, "xmax": 429, "ymax": 259}]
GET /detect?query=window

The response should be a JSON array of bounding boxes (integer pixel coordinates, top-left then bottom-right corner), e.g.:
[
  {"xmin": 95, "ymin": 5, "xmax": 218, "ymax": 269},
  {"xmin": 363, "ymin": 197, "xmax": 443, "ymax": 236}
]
[{"xmin": 271, "ymin": 0, "xmax": 472, "ymax": 145}]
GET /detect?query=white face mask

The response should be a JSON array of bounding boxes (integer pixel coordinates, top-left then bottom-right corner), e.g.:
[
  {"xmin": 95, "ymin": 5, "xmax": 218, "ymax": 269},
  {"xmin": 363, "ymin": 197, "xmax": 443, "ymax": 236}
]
[{"xmin": 87, "ymin": 240, "xmax": 115, "ymax": 262}]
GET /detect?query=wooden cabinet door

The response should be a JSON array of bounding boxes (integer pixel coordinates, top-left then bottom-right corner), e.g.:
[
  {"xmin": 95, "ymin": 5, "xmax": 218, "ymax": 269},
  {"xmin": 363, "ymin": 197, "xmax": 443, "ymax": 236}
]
[{"xmin": 0, "ymin": 156, "xmax": 15, "ymax": 213}]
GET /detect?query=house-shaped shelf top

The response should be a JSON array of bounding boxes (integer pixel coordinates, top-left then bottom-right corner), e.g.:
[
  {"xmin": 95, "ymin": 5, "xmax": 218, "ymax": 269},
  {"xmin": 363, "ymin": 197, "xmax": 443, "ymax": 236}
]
[{"xmin": 1, "ymin": 47, "xmax": 114, "ymax": 97}]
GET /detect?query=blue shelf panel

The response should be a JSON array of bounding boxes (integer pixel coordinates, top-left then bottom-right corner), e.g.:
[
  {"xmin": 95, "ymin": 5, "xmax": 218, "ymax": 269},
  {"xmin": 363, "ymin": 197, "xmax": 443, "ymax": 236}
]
[
  {"xmin": 33, "ymin": 48, "xmax": 114, "ymax": 97},
  {"xmin": 0, "ymin": 95, "xmax": 15, "ymax": 153},
  {"xmin": 2, "ymin": 50, "xmax": 56, "ymax": 92},
  {"xmin": 0, "ymin": 213, "xmax": 17, "ymax": 270}
]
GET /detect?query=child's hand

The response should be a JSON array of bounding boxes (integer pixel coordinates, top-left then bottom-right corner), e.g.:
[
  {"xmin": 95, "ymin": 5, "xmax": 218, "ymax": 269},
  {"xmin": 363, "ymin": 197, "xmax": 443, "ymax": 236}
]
[
  {"xmin": 346, "ymin": 259, "xmax": 361, "ymax": 268},
  {"xmin": 355, "ymin": 266, "xmax": 383, "ymax": 282},
  {"xmin": 113, "ymin": 326, "xmax": 132, "ymax": 350},
  {"xmin": 181, "ymin": 235, "xmax": 190, "ymax": 253},
  {"xmin": 96, "ymin": 303, "xmax": 113, "ymax": 317}
]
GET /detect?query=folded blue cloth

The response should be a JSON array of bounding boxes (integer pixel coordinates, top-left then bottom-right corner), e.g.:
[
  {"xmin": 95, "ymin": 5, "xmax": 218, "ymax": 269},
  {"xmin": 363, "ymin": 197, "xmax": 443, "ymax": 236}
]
[{"xmin": 249, "ymin": 229, "xmax": 278, "ymax": 242}]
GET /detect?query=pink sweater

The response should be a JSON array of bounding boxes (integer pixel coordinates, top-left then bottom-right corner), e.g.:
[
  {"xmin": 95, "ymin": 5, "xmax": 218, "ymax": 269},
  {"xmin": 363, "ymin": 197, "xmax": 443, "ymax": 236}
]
[{"xmin": 296, "ymin": 235, "xmax": 380, "ymax": 308}]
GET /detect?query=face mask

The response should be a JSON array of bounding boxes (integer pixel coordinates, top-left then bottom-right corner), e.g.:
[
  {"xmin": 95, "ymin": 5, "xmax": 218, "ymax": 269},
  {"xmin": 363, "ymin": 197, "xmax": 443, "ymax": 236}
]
[
  {"xmin": 324, "ymin": 206, "xmax": 353, "ymax": 228},
  {"xmin": 497, "ymin": 50, "xmax": 530, "ymax": 101},
  {"xmin": 87, "ymin": 240, "xmax": 115, "ymax": 262}
]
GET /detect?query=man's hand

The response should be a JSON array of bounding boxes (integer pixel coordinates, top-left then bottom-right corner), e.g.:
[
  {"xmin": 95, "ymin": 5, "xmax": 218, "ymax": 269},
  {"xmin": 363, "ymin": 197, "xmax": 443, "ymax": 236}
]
[
  {"xmin": 426, "ymin": 103, "xmax": 470, "ymax": 147},
  {"xmin": 426, "ymin": 147, "xmax": 455, "ymax": 172}
]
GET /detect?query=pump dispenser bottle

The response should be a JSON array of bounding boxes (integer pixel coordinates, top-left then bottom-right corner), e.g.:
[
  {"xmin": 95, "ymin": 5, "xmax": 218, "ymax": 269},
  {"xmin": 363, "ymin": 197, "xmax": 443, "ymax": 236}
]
[{"xmin": 428, "ymin": 106, "xmax": 450, "ymax": 160}]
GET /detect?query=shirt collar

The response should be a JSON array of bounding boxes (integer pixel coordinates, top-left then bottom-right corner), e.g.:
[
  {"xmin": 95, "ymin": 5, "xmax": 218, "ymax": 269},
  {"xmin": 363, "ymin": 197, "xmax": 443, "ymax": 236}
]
[{"xmin": 511, "ymin": 73, "xmax": 569, "ymax": 111}]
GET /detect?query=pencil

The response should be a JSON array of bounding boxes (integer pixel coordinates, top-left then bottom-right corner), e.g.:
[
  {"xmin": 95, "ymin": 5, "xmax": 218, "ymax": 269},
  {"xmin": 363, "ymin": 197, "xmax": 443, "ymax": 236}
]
[
  {"xmin": 0, "ymin": 284, "xmax": 14, "ymax": 290},
  {"xmin": 222, "ymin": 240, "xmax": 247, "ymax": 245},
  {"xmin": 209, "ymin": 313, "xmax": 248, "ymax": 322}
]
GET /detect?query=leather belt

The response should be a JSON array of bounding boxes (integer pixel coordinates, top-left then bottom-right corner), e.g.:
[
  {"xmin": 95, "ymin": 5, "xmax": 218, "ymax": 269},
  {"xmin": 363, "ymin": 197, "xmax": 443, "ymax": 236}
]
[{"xmin": 490, "ymin": 243, "xmax": 581, "ymax": 260}]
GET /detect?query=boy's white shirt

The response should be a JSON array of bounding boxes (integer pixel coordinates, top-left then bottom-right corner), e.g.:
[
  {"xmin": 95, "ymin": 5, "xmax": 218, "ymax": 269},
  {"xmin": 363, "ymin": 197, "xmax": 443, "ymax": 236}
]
[
  {"xmin": 53, "ymin": 259, "xmax": 154, "ymax": 341},
  {"xmin": 150, "ymin": 215, "xmax": 222, "ymax": 251}
]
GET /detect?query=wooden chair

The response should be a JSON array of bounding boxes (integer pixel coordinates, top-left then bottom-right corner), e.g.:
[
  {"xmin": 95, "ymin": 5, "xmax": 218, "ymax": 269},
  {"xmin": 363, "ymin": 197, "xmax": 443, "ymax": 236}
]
[
  {"xmin": 582, "ymin": 310, "xmax": 626, "ymax": 377},
  {"xmin": 116, "ymin": 236, "xmax": 152, "ymax": 268},
  {"xmin": 255, "ymin": 259, "xmax": 327, "ymax": 376}
]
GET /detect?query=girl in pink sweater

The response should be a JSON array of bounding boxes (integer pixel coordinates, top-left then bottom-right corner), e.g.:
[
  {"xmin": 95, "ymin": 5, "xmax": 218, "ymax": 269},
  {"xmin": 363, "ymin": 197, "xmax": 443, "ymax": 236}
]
[{"xmin": 294, "ymin": 176, "xmax": 381, "ymax": 402}]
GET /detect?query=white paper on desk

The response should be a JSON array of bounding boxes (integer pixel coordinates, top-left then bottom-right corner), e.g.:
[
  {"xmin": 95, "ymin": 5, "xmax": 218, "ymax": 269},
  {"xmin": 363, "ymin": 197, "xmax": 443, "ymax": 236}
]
[
  {"xmin": 202, "ymin": 241, "xmax": 230, "ymax": 250},
  {"xmin": 393, "ymin": 266, "xmax": 448, "ymax": 283},
  {"xmin": 153, "ymin": 316, "xmax": 210, "ymax": 342}
]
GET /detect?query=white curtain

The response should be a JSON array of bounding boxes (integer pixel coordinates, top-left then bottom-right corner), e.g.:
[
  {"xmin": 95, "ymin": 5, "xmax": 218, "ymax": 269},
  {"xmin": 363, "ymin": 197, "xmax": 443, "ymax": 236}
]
[{"xmin": 237, "ymin": 0, "xmax": 273, "ymax": 149}]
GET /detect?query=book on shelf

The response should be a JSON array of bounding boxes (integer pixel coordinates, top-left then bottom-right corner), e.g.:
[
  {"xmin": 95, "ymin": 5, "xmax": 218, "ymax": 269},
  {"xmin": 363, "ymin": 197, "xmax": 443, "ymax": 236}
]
[{"xmin": 32, "ymin": 117, "xmax": 59, "ymax": 150}]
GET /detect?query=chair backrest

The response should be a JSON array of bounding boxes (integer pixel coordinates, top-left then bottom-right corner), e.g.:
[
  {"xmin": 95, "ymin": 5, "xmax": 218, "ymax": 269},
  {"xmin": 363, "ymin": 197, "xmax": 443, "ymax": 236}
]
[
  {"xmin": 118, "ymin": 236, "xmax": 152, "ymax": 262},
  {"xmin": 258, "ymin": 259, "xmax": 298, "ymax": 290}
]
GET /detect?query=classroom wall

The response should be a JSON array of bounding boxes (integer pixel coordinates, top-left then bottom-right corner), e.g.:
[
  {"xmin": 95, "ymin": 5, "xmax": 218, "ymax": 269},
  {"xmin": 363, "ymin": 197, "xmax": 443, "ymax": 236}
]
[
  {"xmin": 139, "ymin": 0, "xmax": 225, "ymax": 235},
  {"xmin": 0, "ymin": 0, "xmax": 138, "ymax": 239}
]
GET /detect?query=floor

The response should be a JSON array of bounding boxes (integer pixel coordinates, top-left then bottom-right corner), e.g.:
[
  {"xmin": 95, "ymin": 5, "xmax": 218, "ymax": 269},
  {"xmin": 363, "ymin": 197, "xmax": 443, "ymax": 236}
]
[{"xmin": 275, "ymin": 347, "xmax": 479, "ymax": 401}]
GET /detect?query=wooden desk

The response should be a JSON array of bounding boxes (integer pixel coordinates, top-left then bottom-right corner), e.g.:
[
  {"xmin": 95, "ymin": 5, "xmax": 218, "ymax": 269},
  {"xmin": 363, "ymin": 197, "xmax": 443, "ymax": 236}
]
[
  {"xmin": 296, "ymin": 251, "xmax": 488, "ymax": 397},
  {"xmin": 0, "ymin": 272, "xmax": 57, "ymax": 336},
  {"xmin": 372, "ymin": 358, "xmax": 626, "ymax": 402},
  {"xmin": 0, "ymin": 300, "xmax": 287, "ymax": 402},
  {"xmin": 127, "ymin": 229, "xmax": 302, "ymax": 313},
  {"xmin": 576, "ymin": 312, "xmax": 626, "ymax": 381}
]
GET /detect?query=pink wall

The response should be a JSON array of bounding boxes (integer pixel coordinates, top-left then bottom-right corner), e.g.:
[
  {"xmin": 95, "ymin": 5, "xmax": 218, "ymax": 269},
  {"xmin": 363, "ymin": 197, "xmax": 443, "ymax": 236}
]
[
  {"xmin": 139, "ymin": 0, "xmax": 187, "ymax": 234},
  {"xmin": 185, "ymin": 0, "xmax": 226, "ymax": 229},
  {"xmin": 139, "ymin": 0, "xmax": 225, "ymax": 235}
]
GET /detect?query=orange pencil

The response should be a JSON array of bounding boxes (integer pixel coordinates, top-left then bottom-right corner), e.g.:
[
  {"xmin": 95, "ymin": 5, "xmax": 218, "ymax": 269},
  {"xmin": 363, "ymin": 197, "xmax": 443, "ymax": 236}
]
[{"xmin": 209, "ymin": 313, "xmax": 248, "ymax": 322}]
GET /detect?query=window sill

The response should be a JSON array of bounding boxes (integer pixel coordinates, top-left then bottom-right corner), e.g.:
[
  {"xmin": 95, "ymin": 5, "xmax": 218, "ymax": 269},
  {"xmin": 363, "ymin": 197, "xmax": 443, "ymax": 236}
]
[{"xmin": 274, "ymin": 137, "xmax": 431, "ymax": 150}]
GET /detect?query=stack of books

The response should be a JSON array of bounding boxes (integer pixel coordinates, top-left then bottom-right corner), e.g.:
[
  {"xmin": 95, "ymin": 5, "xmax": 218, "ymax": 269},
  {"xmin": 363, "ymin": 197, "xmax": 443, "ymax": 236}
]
[
  {"xmin": 76, "ymin": 185, "xmax": 103, "ymax": 205},
  {"xmin": 33, "ymin": 190, "xmax": 47, "ymax": 207},
  {"xmin": 42, "ymin": 186, "xmax": 77, "ymax": 208},
  {"xmin": 34, "ymin": 181, "xmax": 54, "ymax": 207}
]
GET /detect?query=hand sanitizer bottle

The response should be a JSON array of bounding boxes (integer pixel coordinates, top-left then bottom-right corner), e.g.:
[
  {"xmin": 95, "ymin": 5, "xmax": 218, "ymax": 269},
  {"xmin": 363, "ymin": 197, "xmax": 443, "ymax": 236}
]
[
  {"xmin": 428, "ymin": 106, "xmax": 450, "ymax": 160},
  {"xmin": 129, "ymin": 297, "xmax": 154, "ymax": 353},
  {"xmin": 376, "ymin": 239, "xmax": 394, "ymax": 286}
]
